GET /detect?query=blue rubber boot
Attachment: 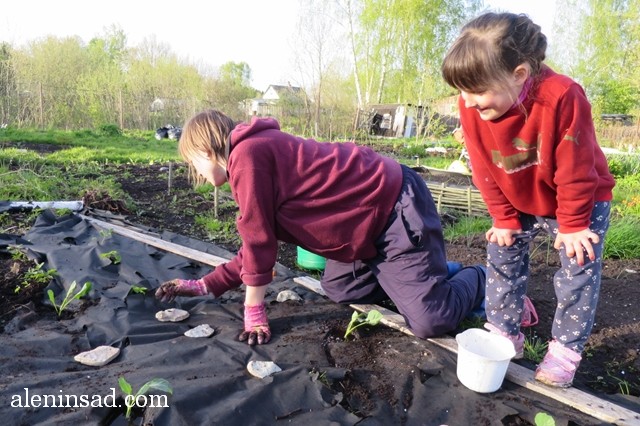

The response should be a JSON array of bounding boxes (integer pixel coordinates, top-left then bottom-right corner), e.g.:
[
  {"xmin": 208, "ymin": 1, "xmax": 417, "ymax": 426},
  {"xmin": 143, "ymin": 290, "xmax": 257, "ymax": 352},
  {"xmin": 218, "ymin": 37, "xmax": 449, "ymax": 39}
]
[{"xmin": 446, "ymin": 261, "xmax": 463, "ymax": 278}]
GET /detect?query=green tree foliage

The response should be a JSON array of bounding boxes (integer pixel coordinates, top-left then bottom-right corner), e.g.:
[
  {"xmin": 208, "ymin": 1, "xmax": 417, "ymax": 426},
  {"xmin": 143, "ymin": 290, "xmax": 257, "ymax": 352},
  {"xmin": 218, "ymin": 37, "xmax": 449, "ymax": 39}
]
[
  {"xmin": 77, "ymin": 26, "xmax": 127, "ymax": 127},
  {"xmin": 209, "ymin": 61, "xmax": 258, "ymax": 118},
  {"xmin": 0, "ymin": 42, "xmax": 17, "ymax": 124},
  {"xmin": 351, "ymin": 0, "xmax": 481, "ymax": 106},
  {"xmin": 573, "ymin": 0, "xmax": 640, "ymax": 115},
  {"xmin": 13, "ymin": 36, "xmax": 91, "ymax": 128}
]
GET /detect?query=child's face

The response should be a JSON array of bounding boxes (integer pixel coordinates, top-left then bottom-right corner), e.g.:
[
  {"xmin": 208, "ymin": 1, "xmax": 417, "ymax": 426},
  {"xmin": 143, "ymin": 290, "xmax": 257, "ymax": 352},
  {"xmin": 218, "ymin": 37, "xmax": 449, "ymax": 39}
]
[
  {"xmin": 460, "ymin": 87, "xmax": 518, "ymax": 121},
  {"xmin": 460, "ymin": 65, "xmax": 529, "ymax": 121},
  {"xmin": 191, "ymin": 152, "xmax": 227, "ymax": 187}
]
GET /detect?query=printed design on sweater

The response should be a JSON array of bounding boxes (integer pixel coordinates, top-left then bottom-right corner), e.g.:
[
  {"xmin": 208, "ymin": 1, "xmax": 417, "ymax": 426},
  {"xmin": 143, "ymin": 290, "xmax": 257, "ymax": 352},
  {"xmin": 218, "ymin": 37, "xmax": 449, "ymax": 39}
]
[
  {"xmin": 491, "ymin": 136, "xmax": 539, "ymax": 174},
  {"xmin": 563, "ymin": 130, "xmax": 580, "ymax": 145}
]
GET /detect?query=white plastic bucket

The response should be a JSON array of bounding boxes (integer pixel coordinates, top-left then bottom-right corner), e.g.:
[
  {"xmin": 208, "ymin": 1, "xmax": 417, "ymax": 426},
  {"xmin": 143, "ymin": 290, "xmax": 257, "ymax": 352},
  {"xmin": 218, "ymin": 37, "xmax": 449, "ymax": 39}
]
[{"xmin": 455, "ymin": 328, "xmax": 516, "ymax": 393}]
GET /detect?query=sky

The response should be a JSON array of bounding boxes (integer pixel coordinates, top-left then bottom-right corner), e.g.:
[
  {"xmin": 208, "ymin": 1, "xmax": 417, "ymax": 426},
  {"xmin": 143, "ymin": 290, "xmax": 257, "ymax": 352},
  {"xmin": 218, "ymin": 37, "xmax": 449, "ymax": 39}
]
[{"xmin": 0, "ymin": 1, "xmax": 556, "ymax": 92}]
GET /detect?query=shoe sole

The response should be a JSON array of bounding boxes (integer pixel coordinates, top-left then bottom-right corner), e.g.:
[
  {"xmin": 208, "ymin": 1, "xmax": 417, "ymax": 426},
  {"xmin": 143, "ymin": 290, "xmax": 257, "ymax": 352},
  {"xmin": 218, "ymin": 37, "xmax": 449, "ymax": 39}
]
[{"xmin": 534, "ymin": 373, "xmax": 573, "ymax": 388}]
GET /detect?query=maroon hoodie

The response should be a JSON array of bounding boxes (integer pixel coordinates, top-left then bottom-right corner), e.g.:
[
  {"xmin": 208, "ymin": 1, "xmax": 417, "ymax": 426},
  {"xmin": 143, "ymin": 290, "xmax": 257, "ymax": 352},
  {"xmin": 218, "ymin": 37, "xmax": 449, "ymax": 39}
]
[{"xmin": 201, "ymin": 117, "xmax": 402, "ymax": 296}]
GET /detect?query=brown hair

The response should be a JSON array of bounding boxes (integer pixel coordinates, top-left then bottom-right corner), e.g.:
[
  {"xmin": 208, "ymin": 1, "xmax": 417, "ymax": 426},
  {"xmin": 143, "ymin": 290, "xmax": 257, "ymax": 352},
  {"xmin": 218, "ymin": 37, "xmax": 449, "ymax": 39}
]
[
  {"xmin": 178, "ymin": 109, "xmax": 236, "ymax": 184},
  {"xmin": 442, "ymin": 12, "xmax": 547, "ymax": 92}
]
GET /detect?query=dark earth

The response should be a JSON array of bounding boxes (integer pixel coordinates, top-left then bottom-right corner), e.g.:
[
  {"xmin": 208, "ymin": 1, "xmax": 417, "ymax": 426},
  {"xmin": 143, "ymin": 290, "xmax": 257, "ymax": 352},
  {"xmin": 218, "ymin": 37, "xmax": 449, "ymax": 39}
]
[{"xmin": 1, "ymin": 143, "xmax": 639, "ymax": 423}]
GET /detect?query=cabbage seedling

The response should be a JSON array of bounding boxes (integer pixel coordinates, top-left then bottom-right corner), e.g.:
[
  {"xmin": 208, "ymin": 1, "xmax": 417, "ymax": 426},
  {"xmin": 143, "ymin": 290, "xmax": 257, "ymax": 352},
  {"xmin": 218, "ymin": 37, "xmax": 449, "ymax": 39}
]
[
  {"xmin": 129, "ymin": 285, "xmax": 147, "ymax": 295},
  {"xmin": 100, "ymin": 250, "xmax": 121, "ymax": 264},
  {"xmin": 534, "ymin": 412, "xmax": 555, "ymax": 426},
  {"xmin": 47, "ymin": 281, "xmax": 92, "ymax": 316},
  {"xmin": 118, "ymin": 376, "xmax": 173, "ymax": 419},
  {"xmin": 344, "ymin": 309, "xmax": 383, "ymax": 339}
]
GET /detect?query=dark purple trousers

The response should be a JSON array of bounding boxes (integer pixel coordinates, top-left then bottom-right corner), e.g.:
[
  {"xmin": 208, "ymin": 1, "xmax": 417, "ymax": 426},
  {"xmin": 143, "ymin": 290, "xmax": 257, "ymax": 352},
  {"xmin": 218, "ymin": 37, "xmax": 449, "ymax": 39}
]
[{"xmin": 320, "ymin": 166, "xmax": 484, "ymax": 338}]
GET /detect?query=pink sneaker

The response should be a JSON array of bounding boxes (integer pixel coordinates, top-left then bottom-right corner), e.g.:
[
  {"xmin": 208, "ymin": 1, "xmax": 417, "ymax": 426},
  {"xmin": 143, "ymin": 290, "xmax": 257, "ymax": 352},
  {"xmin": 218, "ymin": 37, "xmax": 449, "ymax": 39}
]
[
  {"xmin": 521, "ymin": 296, "xmax": 539, "ymax": 327},
  {"xmin": 534, "ymin": 340, "xmax": 582, "ymax": 388},
  {"xmin": 484, "ymin": 323, "xmax": 524, "ymax": 359}
]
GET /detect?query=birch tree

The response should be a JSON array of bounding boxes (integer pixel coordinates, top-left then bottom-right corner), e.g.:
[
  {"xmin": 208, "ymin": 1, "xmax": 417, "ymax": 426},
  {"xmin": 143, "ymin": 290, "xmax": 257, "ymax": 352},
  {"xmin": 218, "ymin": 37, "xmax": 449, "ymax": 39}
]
[{"xmin": 573, "ymin": 0, "xmax": 640, "ymax": 115}]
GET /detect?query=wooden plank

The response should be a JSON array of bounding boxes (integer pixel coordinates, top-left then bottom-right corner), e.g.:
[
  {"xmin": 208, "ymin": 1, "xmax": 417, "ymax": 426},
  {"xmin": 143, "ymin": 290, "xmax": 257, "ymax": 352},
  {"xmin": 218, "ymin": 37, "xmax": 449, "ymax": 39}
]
[
  {"xmin": 79, "ymin": 215, "xmax": 229, "ymax": 267},
  {"xmin": 80, "ymin": 215, "xmax": 640, "ymax": 425},
  {"xmin": 3, "ymin": 200, "xmax": 84, "ymax": 211}
]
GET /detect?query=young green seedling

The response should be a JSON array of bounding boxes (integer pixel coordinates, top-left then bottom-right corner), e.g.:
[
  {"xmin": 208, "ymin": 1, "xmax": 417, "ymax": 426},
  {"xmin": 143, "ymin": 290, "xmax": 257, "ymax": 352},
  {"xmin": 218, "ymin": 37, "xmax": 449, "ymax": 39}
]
[
  {"xmin": 344, "ymin": 309, "xmax": 383, "ymax": 339},
  {"xmin": 100, "ymin": 250, "xmax": 121, "ymax": 265},
  {"xmin": 534, "ymin": 412, "xmax": 555, "ymax": 426},
  {"xmin": 47, "ymin": 281, "xmax": 92, "ymax": 316},
  {"xmin": 15, "ymin": 262, "xmax": 57, "ymax": 293},
  {"xmin": 129, "ymin": 285, "xmax": 148, "ymax": 295},
  {"xmin": 118, "ymin": 377, "xmax": 173, "ymax": 419}
]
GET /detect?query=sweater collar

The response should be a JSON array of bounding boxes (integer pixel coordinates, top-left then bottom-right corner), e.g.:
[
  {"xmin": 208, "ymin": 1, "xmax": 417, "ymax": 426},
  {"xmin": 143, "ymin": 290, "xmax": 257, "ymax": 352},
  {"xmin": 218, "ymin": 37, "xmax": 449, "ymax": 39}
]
[{"xmin": 511, "ymin": 76, "xmax": 533, "ymax": 110}]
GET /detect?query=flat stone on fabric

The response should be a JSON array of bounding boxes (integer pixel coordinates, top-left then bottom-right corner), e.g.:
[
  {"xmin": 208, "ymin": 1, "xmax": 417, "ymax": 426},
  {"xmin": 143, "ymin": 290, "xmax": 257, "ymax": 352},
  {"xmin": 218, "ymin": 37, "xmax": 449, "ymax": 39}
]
[
  {"xmin": 155, "ymin": 308, "xmax": 190, "ymax": 322},
  {"xmin": 247, "ymin": 360, "xmax": 282, "ymax": 379},
  {"xmin": 74, "ymin": 346, "xmax": 120, "ymax": 367},
  {"xmin": 276, "ymin": 289, "xmax": 302, "ymax": 302},
  {"xmin": 184, "ymin": 324, "xmax": 215, "ymax": 338}
]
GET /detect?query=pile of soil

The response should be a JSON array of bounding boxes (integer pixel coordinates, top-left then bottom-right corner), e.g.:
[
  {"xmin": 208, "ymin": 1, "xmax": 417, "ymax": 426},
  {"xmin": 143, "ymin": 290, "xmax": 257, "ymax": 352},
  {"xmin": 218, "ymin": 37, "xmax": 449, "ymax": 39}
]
[{"xmin": 1, "ymin": 157, "xmax": 639, "ymax": 424}]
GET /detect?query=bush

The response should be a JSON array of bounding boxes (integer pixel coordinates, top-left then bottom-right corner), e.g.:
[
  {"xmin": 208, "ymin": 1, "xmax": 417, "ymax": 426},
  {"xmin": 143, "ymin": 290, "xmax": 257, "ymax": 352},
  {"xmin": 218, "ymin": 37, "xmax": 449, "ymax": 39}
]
[{"xmin": 98, "ymin": 124, "xmax": 122, "ymax": 137}]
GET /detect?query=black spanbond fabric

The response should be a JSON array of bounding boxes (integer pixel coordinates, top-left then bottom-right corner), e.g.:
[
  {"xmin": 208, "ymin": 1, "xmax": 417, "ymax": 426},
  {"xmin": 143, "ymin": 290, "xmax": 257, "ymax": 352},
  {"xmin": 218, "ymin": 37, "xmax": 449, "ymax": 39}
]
[{"xmin": 0, "ymin": 211, "xmax": 609, "ymax": 425}]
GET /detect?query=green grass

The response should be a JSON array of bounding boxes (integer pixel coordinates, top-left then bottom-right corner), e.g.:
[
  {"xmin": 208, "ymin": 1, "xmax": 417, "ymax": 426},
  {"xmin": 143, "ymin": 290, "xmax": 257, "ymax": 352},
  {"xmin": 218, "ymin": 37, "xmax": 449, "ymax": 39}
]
[
  {"xmin": 523, "ymin": 333, "xmax": 548, "ymax": 364},
  {"xmin": 3, "ymin": 128, "xmax": 640, "ymax": 262},
  {"xmin": 443, "ymin": 216, "xmax": 492, "ymax": 245},
  {"xmin": 194, "ymin": 211, "xmax": 241, "ymax": 245},
  {"xmin": 0, "ymin": 127, "xmax": 181, "ymax": 163},
  {"xmin": 603, "ymin": 215, "xmax": 640, "ymax": 259},
  {"xmin": 0, "ymin": 128, "xmax": 177, "ymax": 204}
]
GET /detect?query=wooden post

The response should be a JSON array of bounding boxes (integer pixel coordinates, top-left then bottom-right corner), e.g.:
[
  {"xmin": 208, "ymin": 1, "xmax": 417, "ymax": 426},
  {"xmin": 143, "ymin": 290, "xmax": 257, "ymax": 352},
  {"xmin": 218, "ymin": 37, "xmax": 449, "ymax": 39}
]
[
  {"xmin": 38, "ymin": 82, "xmax": 44, "ymax": 129},
  {"xmin": 119, "ymin": 89, "xmax": 124, "ymax": 130},
  {"xmin": 214, "ymin": 186, "xmax": 219, "ymax": 218}
]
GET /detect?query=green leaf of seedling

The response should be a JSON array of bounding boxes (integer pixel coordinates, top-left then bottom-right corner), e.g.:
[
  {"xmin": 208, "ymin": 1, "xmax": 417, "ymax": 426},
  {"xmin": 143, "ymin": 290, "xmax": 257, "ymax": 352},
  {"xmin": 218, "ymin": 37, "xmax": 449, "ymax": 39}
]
[
  {"xmin": 534, "ymin": 412, "xmax": 555, "ymax": 426},
  {"xmin": 118, "ymin": 376, "xmax": 132, "ymax": 395},
  {"xmin": 66, "ymin": 280, "xmax": 77, "ymax": 298},
  {"xmin": 73, "ymin": 282, "xmax": 92, "ymax": 299},
  {"xmin": 47, "ymin": 289, "xmax": 56, "ymax": 305},
  {"xmin": 344, "ymin": 310, "xmax": 383, "ymax": 340},
  {"xmin": 366, "ymin": 310, "xmax": 383, "ymax": 325},
  {"xmin": 136, "ymin": 378, "xmax": 173, "ymax": 398},
  {"xmin": 351, "ymin": 310, "xmax": 360, "ymax": 322}
]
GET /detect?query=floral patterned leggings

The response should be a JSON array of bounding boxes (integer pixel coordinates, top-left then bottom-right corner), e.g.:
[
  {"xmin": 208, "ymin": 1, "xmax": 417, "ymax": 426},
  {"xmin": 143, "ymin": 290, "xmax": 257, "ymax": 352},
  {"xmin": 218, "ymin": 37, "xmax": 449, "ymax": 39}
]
[{"xmin": 485, "ymin": 202, "xmax": 611, "ymax": 353}]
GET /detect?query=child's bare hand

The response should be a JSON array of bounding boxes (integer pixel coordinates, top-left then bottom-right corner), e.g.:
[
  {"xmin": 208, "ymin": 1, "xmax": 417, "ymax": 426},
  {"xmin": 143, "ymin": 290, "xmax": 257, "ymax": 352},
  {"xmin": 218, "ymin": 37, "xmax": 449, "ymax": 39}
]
[
  {"xmin": 485, "ymin": 226, "xmax": 521, "ymax": 247},
  {"xmin": 554, "ymin": 229, "xmax": 599, "ymax": 266}
]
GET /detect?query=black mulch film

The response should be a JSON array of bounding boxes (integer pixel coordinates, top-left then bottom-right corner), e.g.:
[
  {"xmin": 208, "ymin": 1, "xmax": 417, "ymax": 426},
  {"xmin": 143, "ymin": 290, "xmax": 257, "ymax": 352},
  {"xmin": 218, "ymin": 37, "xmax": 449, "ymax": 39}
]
[{"xmin": 0, "ymin": 210, "xmax": 636, "ymax": 425}]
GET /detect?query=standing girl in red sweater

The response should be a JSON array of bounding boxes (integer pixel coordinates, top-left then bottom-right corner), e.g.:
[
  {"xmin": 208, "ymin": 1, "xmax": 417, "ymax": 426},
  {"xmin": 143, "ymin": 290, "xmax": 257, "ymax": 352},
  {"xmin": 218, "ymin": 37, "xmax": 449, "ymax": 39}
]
[{"xmin": 442, "ymin": 12, "xmax": 615, "ymax": 387}]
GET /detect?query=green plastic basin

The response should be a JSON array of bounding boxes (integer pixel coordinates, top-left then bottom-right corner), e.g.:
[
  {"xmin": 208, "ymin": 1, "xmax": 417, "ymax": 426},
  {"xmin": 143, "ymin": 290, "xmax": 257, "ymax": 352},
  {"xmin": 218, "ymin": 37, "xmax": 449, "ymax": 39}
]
[{"xmin": 296, "ymin": 246, "xmax": 326, "ymax": 271}]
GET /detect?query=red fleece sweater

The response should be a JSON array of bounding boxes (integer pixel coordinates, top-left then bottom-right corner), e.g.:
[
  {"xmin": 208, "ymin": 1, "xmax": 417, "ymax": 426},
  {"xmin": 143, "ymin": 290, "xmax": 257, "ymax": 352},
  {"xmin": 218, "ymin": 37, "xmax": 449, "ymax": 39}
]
[
  {"xmin": 459, "ymin": 66, "xmax": 615, "ymax": 233},
  {"xmin": 201, "ymin": 117, "xmax": 403, "ymax": 296}
]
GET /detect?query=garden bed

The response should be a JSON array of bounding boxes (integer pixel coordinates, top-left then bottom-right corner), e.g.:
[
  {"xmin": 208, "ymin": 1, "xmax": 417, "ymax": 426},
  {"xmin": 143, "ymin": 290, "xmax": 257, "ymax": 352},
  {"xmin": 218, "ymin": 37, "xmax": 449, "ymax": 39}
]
[{"xmin": 1, "ymin": 161, "xmax": 639, "ymax": 425}]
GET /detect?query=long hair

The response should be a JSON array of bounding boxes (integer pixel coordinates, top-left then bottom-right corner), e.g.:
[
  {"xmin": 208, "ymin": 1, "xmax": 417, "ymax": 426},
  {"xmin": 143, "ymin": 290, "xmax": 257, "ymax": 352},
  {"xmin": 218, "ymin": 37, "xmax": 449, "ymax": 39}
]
[{"xmin": 179, "ymin": 110, "xmax": 236, "ymax": 184}]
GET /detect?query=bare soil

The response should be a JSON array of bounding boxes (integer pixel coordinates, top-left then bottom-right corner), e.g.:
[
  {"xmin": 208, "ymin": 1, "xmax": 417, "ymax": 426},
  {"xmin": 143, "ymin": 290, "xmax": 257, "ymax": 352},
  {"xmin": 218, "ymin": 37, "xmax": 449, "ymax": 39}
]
[{"xmin": 1, "ymin": 155, "xmax": 639, "ymax": 410}]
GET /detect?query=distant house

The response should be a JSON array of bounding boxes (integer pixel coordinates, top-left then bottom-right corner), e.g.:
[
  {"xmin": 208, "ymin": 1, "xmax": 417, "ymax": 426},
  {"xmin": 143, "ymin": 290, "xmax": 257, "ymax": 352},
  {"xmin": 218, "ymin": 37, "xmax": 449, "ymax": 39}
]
[
  {"xmin": 262, "ymin": 84, "xmax": 305, "ymax": 101},
  {"xmin": 246, "ymin": 83, "xmax": 307, "ymax": 117},
  {"xmin": 431, "ymin": 95, "xmax": 461, "ymax": 131},
  {"xmin": 359, "ymin": 97, "xmax": 460, "ymax": 138}
]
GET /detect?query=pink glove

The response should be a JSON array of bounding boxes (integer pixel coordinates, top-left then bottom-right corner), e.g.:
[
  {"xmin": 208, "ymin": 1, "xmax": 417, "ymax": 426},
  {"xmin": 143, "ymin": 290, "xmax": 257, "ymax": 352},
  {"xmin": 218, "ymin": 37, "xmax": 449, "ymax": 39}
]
[
  {"xmin": 155, "ymin": 279, "xmax": 208, "ymax": 303},
  {"xmin": 238, "ymin": 302, "xmax": 271, "ymax": 345}
]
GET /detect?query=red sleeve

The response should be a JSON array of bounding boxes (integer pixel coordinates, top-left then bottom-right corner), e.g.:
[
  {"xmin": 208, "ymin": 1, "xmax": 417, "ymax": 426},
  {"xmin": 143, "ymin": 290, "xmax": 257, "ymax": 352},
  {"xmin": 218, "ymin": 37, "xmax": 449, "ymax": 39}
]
[
  {"xmin": 228, "ymin": 145, "xmax": 278, "ymax": 287},
  {"xmin": 460, "ymin": 98, "xmax": 521, "ymax": 230},
  {"xmin": 552, "ymin": 85, "xmax": 599, "ymax": 233},
  {"xmin": 200, "ymin": 248, "xmax": 244, "ymax": 297}
]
